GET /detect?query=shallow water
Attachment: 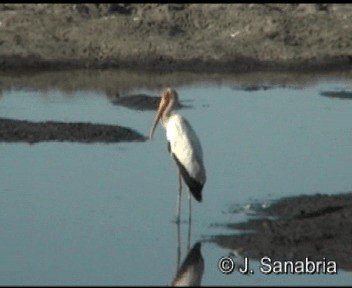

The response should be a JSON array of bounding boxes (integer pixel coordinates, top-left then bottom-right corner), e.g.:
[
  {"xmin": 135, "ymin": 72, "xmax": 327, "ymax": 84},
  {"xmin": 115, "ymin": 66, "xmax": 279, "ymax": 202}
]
[{"xmin": 1, "ymin": 74, "xmax": 352, "ymax": 285}]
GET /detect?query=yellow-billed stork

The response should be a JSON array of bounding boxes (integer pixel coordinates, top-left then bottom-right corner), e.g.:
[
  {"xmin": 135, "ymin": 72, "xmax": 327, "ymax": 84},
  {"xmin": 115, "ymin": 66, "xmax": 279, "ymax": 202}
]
[{"xmin": 149, "ymin": 88, "xmax": 206, "ymax": 222}]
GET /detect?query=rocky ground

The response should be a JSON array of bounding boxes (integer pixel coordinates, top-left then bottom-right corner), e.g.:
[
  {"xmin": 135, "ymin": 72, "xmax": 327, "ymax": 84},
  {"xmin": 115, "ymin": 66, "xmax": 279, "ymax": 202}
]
[{"xmin": 0, "ymin": 4, "xmax": 352, "ymax": 72}]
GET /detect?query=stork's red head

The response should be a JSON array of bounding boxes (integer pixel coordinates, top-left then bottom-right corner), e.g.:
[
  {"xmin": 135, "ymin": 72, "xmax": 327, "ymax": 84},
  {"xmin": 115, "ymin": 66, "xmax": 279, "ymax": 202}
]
[{"xmin": 149, "ymin": 88, "xmax": 177, "ymax": 140}]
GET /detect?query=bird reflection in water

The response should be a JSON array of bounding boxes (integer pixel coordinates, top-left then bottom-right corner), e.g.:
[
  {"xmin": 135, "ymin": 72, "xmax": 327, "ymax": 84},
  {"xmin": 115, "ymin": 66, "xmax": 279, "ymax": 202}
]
[{"xmin": 171, "ymin": 221, "xmax": 204, "ymax": 286}]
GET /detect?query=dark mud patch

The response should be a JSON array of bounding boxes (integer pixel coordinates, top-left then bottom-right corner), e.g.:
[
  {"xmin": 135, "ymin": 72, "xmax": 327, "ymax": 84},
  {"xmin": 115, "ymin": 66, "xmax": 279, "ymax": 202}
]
[
  {"xmin": 109, "ymin": 93, "xmax": 186, "ymax": 111},
  {"xmin": 320, "ymin": 90, "xmax": 352, "ymax": 100},
  {"xmin": 231, "ymin": 84, "xmax": 273, "ymax": 92},
  {"xmin": 208, "ymin": 192, "xmax": 352, "ymax": 271},
  {"xmin": 0, "ymin": 117, "xmax": 147, "ymax": 144}
]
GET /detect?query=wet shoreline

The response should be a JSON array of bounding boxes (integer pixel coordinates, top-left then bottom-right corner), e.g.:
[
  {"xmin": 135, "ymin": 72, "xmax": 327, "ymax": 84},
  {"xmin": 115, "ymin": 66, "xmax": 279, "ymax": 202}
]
[
  {"xmin": 209, "ymin": 192, "xmax": 352, "ymax": 271},
  {"xmin": 1, "ymin": 54, "xmax": 352, "ymax": 74}
]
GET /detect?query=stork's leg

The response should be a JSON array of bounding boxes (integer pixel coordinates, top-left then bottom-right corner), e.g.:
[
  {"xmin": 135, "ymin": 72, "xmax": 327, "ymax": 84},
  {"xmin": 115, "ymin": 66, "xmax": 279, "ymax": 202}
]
[
  {"xmin": 187, "ymin": 211, "xmax": 192, "ymax": 251},
  {"xmin": 188, "ymin": 191, "xmax": 192, "ymax": 223},
  {"xmin": 176, "ymin": 170, "xmax": 182, "ymax": 223},
  {"xmin": 176, "ymin": 220, "xmax": 181, "ymax": 271}
]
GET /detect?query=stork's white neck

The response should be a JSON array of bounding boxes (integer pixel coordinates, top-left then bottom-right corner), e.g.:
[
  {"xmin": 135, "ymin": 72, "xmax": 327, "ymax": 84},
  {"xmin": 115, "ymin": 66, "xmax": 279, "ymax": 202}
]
[
  {"xmin": 161, "ymin": 111, "xmax": 175, "ymax": 127},
  {"xmin": 161, "ymin": 97, "xmax": 175, "ymax": 123}
]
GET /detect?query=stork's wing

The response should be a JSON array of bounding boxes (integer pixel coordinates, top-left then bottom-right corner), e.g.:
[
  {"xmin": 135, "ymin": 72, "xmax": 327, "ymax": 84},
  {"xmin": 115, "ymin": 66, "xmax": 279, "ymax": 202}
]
[{"xmin": 166, "ymin": 114, "xmax": 206, "ymax": 186}]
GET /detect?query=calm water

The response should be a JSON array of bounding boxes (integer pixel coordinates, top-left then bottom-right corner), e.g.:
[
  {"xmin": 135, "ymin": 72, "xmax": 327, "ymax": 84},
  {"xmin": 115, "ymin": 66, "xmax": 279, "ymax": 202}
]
[{"xmin": 1, "ymin": 74, "xmax": 352, "ymax": 285}]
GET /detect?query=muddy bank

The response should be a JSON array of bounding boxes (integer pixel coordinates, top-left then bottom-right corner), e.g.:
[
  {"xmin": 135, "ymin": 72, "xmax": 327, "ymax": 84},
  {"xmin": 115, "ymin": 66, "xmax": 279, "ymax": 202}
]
[
  {"xmin": 320, "ymin": 90, "xmax": 352, "ymax": 100},
  {"xmin": 0, "ymin": 117, "xmax": 146, "ymax": 143},
  {"xmin": 208, "ymin": 192, "xmax": 352, "ymax": 271},
  {"xmin": 0, "ymin": 4, "xmax": 352, "ymax": 72}
]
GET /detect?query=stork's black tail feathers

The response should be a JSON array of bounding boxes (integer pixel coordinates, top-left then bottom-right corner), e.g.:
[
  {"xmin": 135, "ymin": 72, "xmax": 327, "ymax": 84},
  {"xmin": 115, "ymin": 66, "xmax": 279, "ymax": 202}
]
[{"xmin": 172, "ymin": 154, "xmax": 203, "ymax": 202}]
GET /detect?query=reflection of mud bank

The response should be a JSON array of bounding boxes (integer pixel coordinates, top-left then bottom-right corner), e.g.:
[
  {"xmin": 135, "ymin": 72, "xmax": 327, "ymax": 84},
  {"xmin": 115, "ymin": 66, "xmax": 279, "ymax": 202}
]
[
  {"xmin": 0, "ymin": 117, "xmax": 146, "ymax": 143},
  {"xmin": 209, "ymin": 192, "xmax": 352, "ymax": 271},
  {"xmin": 1, "ymin": 70, "xmax": 352, "ymax": 99}
]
